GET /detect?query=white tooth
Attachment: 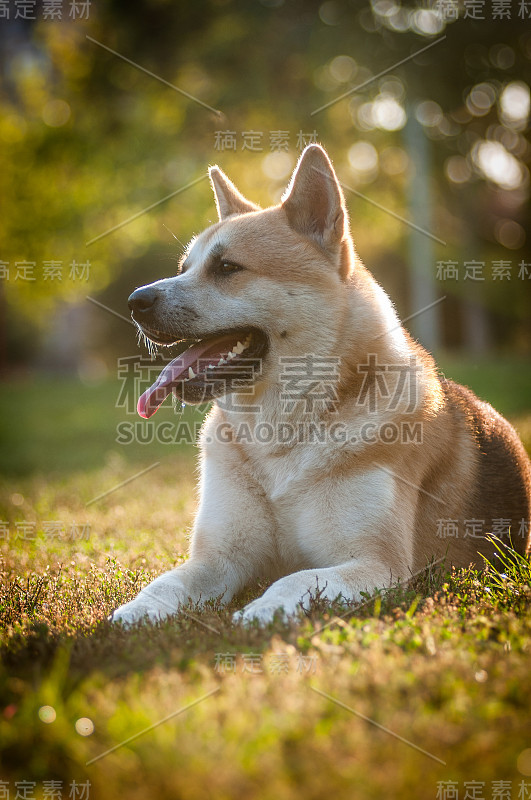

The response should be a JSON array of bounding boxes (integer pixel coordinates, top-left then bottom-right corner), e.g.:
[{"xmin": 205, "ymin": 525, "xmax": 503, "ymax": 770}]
[
  {"xmin": 217, "ymin": 358, "xmax": 226, "ymax": 366},
  {"xmin": 188, "ymin": 367, "xmax": 196, "ymax": 379},
  {"xmin": 227, "ymin": 352, "xmax": 236, "ymax": 360}
]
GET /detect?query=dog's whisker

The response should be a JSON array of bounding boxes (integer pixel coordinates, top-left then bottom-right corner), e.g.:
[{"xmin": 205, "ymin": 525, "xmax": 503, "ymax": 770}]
[{"xmin": 132, "ymin": 320, "xmax": 159, "ymax": 359}]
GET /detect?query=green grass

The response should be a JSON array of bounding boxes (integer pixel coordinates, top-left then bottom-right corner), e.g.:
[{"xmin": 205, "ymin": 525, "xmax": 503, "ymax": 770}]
[
  {"xmin": 0, "ymin": 375, "xmax": 205, "ymax": 476},
  {"xmin": 1, "ymin": 357, "xmax": 530, "ymax": 798}
]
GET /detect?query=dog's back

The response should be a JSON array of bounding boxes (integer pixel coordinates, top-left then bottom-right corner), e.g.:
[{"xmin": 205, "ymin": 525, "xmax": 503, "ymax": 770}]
[{"xmin": 414, "ymin": 377, "xmax": 531, "ymax": 569}]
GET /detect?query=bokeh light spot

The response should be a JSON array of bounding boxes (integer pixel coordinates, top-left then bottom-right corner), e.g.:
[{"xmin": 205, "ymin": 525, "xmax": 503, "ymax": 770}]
[
  {"xmin": 500, "ymin": 82, "xmax": 530, "ymax": 129},
  {"xmin": 494, "ymin": 219, "xmax": 525, "ymax": 250},
  {"xmin": 261, "ymin": 152, "xmax": 294, "ymax": 181},
  {"xmin": 75, "ymin": 717, "xmax": 95, "ymax": 736},
  {"xmin": 42, "ymin": 99, "xmax": 71, "ymax": 128},
  {"xmin": 472, "ymin": 140, "xmax": 526, "ymax": 190},
  {"xmin": 517, "ymin": 749, "xmax": 531, "ymax": 776},
  {"xmin": 445, "ymin": 155, "xmax": 472, "ymax": 184},
  {"xmin": 39, "ymin": 706, "xmax": 56, "ymax": 724}
]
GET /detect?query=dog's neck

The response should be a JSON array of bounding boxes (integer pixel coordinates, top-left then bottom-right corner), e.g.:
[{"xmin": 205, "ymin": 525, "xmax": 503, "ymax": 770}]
[{"xmin": 215, "ymin": 269, "xmax": 440, "ymax": 433}]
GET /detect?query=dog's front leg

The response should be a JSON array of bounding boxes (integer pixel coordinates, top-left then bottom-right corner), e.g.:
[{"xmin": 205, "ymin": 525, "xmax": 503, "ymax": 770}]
[
  {"xmin": 111, "ymin": 439, "xmax": 275, "ymax": 626},
  {"xmin": 234, "ymin": 468, "xmax": 414, "ymax": 625},
  {"xmin": 233, "ymin": 560, "xmax": 401, "ymax": 625},
  {"xmin": 111, "ymin": 557, "xmax": 241, "ymax": 625}
]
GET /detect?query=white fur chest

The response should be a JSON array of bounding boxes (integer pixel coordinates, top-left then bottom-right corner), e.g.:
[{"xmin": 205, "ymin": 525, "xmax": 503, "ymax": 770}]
[{"xmin": 237, "ymin": 436, "xmax": 392, "ymax": 571}]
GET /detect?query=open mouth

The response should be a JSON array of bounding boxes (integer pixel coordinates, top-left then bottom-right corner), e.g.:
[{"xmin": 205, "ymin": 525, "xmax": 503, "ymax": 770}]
[{"xmin": 137, "ymin": 327, "xmax": 268, "ymax": 417}]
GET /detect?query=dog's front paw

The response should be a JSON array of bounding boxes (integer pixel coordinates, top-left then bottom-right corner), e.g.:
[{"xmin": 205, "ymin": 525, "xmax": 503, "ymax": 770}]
[
  {"xmin": 233, "ymin": 597, "xmax": 296, "ymax": 626},
  {"xmin": 111, "ymin": 584, "xmax": 183, "ymax": 625},
  {"xmin": 110, "ymin": 574, "xmax": 190, "ymax": 626},
  {"xmin": 110, "ymin": 597, "xmax": 171, "ymax": 626}
]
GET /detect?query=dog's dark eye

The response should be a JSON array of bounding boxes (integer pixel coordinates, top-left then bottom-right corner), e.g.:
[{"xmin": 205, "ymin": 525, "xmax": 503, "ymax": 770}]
[{"xmin": 217, "ymin": 261, "xmax": 243, "ymax": 275}]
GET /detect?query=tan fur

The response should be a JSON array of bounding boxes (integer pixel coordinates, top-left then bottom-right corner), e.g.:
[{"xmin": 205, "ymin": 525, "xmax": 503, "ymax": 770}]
[{"xmin": 113, "ymin": 145, "xmax": 530, "ymax": 626}]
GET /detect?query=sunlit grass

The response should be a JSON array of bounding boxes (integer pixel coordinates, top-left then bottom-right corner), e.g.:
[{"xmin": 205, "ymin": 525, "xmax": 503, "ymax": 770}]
[
  {"xmin": 1, "ymin": 362, "xmax": 530, "ymax": 798},
  {"xmin": 1, "ymin": 522, "xmax": 530, "ymax": 798}
]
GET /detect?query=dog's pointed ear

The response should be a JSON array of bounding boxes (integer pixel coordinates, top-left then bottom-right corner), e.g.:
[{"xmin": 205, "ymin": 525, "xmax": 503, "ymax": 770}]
[
  {"xmin": 281, "ymin": 145, "xmax": 348, "ymax": 250},
  {"xmin": 209, "ymin": 166, "xmax": 259, "ymax": 220}
]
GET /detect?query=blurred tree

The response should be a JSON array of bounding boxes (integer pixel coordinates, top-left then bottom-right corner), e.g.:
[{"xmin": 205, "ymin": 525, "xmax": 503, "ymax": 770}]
[{"xmin": 0, "ymin": 0, "xmax": 529, "ymax": 370}]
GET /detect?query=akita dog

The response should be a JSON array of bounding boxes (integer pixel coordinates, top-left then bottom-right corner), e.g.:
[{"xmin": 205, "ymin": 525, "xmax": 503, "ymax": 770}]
[{"xmin": 112, "ymin": 144, "xmax": 531, "ymax": 625}]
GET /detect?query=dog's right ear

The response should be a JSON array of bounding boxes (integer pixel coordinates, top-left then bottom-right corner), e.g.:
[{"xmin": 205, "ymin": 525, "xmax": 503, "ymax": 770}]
[
  {"xmin": 209, "ymin": 166, "xmax": 260, "ymax": 220},
  {"xmin": 281, "ymin": 144, "xmax": 348, "ymax": 253}
]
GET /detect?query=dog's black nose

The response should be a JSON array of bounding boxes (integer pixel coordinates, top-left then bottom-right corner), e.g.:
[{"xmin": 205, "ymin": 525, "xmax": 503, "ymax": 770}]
[{"xmin": 128, "ymin": 287, "xmax": 158, "ymax": 316}]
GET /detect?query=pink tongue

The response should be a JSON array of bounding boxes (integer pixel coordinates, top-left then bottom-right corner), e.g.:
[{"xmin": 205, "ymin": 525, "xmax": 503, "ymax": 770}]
[{"xmin": 137, "ymin": 333, "xmax": 244, "ymax": 418}]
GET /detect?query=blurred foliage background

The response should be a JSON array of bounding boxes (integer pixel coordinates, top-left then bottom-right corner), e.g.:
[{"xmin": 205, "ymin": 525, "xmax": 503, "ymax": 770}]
[
  {"xmin": 0, "ymin": 0, "xmax": 530, "ymax": 379},
  {"xmin": 1, "ymin": 9, "xmax": 530, "ymax": 794}
]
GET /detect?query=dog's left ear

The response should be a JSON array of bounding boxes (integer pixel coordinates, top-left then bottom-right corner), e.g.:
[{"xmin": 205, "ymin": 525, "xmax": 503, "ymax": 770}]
[
  {"xmin": 209, "ymin": 166, "xmax": 260, "ymax": 220},
  {"xmin": 282, "ymin": 145, "xmax": 348, "ymax": 252}
]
